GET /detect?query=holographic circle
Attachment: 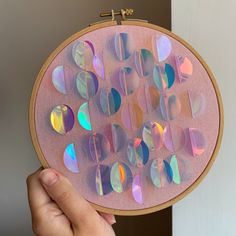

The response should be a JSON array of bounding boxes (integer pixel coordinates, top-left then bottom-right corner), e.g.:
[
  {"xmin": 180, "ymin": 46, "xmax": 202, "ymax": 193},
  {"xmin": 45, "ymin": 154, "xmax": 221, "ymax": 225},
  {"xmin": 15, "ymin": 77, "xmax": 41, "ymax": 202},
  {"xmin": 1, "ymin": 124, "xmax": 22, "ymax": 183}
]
[
  {"xmin": 153, "ymin": 64, "xmax": 175, "ymax": 91},
  {"xmin": 104, "ymin": 123, "xmax": 126, "ymax": 153},
  {"xmin": 52, "ymin": 65, "xmax": 67, "ymax": 95},
  {"xmin": 132, "ymin": 174, "xmax": 143, "ymax": 205},
  {"xmin": 142, "ymin": 121, "xmax": 164, "ymax": 151},
  {"xmin": 175, "ymin": 56, "xmax": 193, "ymax": 82},
  {"xmin": 93, "ymin": 55, "xmax": 105, "ymax": 79},
  {"xmin": 89, "ymin": 133, "xmax": 110, "ymax": 162},
  {"xmin": 114, "ymin": 32, "xmax": 131, "ymax": 61},
  {"xmin": 119, "ymin": 67, "xmax": 139, "ymax": 96},
  {"xmin": 127, "ymin": 138, "xmax": 149, "ymax": 168},
  {"xmin": 188, "ymin": 128, "xmax": 206, "ymax": 157},
  {"xmin": 77, "ymin": 102, "xmax": 92, "ymax": 131},
  {"xmin": 63, "ymin": 143, "xmax": 79, "ymax": 173},
  {"xmin": 50, "ymin": 104, "xmax": 74, "ymax": 134},
  {"xmin": 76, "ymin": 71, "xmax": 98, "ymax": 100},
  {"xmin": 121, "ymin": 103, "xmax": 143, "ymax": 131},
  {"xmin": 188, "ymin": 90, "xmax": 205, "ymax": 118},
  {"xmin": 154, "ymin": 35, "xmax": 172, "ymax": 62},
  {"xmin": 137, "ymin": 85, "xmax": 160, "ymax": 112},
  {"xmin": 100, "ymin": 87, "xmax": 121, "ymax": 116},
  {"xmin": 72, "ymin": 41, "xmax": 94, "ymax": 69},
  {"xmin": 95, "ymin": 164, "xmax": 112, "ymax": 196},
  {"xmin": 160, "ymin": 94, "xmax": 181, "ymax": 121},
  {"xmin": 134, "ymin": 49, "xmax": 154, "ymax": 77},
  {"xmin": 110, "ymin": 162, "xmax": 133, "ymax": 193},
  {"xmin": 163, "ymin": 124, "xmax": 185, "ymax": 152},
  {"xmin": 150, "ymin": 159, "xmax": 166, "ymax": 188}
]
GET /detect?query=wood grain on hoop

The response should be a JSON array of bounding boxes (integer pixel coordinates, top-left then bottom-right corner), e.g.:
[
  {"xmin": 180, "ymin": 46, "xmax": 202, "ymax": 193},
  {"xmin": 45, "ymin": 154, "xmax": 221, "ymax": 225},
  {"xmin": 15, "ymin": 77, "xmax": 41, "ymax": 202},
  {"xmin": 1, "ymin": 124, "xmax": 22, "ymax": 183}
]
[{"xmin": 29, "ymin": 20, "xmax": 224, "ymax": 216}]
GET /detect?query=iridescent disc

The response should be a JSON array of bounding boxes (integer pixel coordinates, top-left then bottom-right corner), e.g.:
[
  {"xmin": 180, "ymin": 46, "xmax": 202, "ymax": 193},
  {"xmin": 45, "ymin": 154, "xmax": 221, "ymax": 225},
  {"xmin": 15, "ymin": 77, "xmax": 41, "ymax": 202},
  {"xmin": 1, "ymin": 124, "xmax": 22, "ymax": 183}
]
[
  {"xmin": 114, "ymin": 32, "xmax": 131, "ymax": 61},
  {"xmin": 100, "ymin": 87, "xmax": 121, "ymax": 116},
  {"xmin": 155, "ymin": 35, "xmax": 172, "ymax": 62},
  {"xmin": 163, "ymin": 124, "xmax": 185, "ymax": 152},
  {"xmin": 134, "ymin": 49, "xmax": 154, "ymax": 77},
  {"xmin": 153, "ymin": 64, "xmax": 175, "ymax": 91},
  {"xmin": 93, "ymin": 55, "xmax": 105, "ymax": 79},
  {"xmin": 177, "ymin": 158, "xmax": 191, "ymax": 182},
  {"xmin": 137, "ymin": 85, "xmax": 160, "ymax": 112},
  {"xmin": 50, "ymin": 104, "xmax": 74, "ymax": 134},
  {"xmin": 142, "ymin": 122, "xmax": 164, "ymax": 151},
  {"xmin": 188, "ymin": 128, "xmax": 206, "ymax": 156},
  {"xmin": 188, "ymin": 90, "xmax": 205, "ymax": 118},
  {"xmin": 121, "ymin": 103, "xmax": 143, "ymax": 131},
  {"xmin": 119, "ymin": 67, "xmax": 139, "ymax": 95},
  {"xmin": 72, "ymin": 41, "xmax": 94, "ymax": 69},
  {"xmin": 89, "ymin": 133, "xmax": 110, "ymax": 162},
  {"xmin": 77, "ymin": 102, "xmax": 92, "ymax": 131},
  {"xmin": 175, "ymin": 56, "xmax": 193, "ymax": 82},
  {"xmin": 104, "ymin": 124, "xmax": 126, "ymax": 153},
  {"xmin": 95, "ymin": 164, "xmax": 112, "ymax": 196},
  {"xmin": 33, "ymin": 21, "xmax": 221, "ymax": 214},
  {"xmin": 76, "ymin": 71, "xmax": 98, "ymax": 100},
  {"xmin": 160, "ymin": 94, "xmax": 181, "ymax": 120},
  {"xmin": 163, "ymin": 160, "xmax": 173, "ymax": 183},
  {"xmin": 132, "ymin": 174, "xmax": 143, "ymax": 204},
  {"xmin": 63, "ymin": 143, "xmax": 79, "ymax": 173},
  {"xmin": 52, "ymin": 65, "xmax": 66, "ymax": 94},
  {"xmin": 127, "ymin": 138, "xmax": 149, "ymax": 168},
  {"xmin": 150, "ymin": 159, "xmax": 166, "ymax": 188},
  {"xmin": 110, "ymin": 162, "xmax": 133, "ymax": 193},
  {"xmin": 170, "ymin": 155, "xmax": 181, "ymax": 185}
]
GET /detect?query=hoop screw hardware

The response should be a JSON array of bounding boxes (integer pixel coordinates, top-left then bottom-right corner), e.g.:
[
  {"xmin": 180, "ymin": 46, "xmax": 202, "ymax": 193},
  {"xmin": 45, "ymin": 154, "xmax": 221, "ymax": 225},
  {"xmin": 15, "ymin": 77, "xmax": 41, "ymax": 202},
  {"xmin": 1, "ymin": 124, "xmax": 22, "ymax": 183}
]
[{"xmin": 100, "ymin": 9, "xmax": 134, "ymax": 21}]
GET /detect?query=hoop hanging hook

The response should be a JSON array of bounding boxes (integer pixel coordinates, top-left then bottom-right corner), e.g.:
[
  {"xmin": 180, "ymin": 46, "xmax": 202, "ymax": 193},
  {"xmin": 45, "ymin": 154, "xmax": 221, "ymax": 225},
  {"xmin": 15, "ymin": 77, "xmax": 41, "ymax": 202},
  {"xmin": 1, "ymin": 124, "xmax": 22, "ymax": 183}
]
[{"xmin": 100, "ymin": 9, "xmax": 134, "ymax": 21}]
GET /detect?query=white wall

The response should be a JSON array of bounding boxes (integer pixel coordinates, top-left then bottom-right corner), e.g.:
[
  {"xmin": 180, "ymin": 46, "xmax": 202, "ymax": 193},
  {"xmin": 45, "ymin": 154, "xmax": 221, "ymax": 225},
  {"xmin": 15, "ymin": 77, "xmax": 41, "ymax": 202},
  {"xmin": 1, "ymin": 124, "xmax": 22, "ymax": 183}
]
[{"xmin": 172, "ymin": 0, "xmax": 236, "ymax": 235}]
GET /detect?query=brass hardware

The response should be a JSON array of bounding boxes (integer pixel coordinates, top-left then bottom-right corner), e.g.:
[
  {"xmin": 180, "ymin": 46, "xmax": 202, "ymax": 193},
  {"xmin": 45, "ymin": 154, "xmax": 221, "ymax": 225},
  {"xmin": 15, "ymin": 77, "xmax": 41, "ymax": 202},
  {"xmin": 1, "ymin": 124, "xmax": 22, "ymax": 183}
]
[
  {"xmin": 89, "ymin": 9, "xmax": 147, "ymax": 26},
  {"xmin": 100, "ymin": 9, "xmax": 134, "ymax": 21}
]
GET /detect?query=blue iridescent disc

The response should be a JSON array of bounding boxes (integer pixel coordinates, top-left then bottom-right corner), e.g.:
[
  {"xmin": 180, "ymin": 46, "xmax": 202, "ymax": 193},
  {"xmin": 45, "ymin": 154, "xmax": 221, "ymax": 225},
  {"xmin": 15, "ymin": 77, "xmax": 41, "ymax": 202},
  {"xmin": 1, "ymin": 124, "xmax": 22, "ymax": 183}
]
[
  {"xmin": 135, "ymin": 49, "xmax": 154, "ymax": 77},
  {"xmin": 76, "ymin": 71, "xmax": 98, "ymax": 100},
  {"xmin": 95, "ymin": 164, "xmax": 112, "ymax": 196},
  {"xmin": 153, "ymin": 64, "xmax": 175, "ymax": 91},
  {"xmin": 114, "ymin": 32, "xmax": 131, "ymax": 61},
  {"xmin": 100, "ymin": 88, "xmax": 121, "ymax": 116},
  {"xmin": 63, "ymin": 143, "xmax": 79, "ymax": 173},
  {"xmin": 127, "ymin": 138, "xmax": 149, "ymax": 168},
  {"xmin": 77, "ymin": 102, "xmax": 92, "ymax": 131}
]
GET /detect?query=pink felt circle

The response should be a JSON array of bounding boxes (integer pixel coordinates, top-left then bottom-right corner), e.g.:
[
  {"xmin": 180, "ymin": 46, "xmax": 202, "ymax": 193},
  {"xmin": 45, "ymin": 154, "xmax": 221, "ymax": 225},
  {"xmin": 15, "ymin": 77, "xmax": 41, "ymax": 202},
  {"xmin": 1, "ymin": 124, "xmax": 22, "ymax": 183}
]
[{"xmin": 33, "ymin": 24, "xmax": 220, "ymax": 213}]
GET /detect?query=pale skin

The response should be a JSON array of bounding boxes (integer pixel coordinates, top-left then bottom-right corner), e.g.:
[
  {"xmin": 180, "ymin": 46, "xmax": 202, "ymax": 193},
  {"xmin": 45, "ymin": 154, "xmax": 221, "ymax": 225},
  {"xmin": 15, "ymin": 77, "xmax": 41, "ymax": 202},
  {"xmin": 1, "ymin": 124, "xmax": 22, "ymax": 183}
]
[{"xmin": 26, "ymin": 168, "xmax": 116, "ymax": 236}]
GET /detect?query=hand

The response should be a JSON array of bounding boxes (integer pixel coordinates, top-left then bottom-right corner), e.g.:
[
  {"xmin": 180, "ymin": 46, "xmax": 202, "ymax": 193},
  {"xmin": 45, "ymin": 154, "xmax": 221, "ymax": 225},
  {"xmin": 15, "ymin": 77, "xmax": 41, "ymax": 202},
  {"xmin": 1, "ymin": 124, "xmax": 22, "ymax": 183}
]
[{"xmin": 27, "ymin": 168, "xmax": 116, "ymax": 236}]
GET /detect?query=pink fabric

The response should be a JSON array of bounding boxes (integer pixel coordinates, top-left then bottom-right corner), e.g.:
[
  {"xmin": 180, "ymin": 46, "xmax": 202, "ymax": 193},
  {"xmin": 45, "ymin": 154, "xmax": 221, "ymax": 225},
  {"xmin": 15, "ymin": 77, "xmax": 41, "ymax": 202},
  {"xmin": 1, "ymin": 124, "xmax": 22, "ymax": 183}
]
[{"xmin": 34, "ymin": 25, "xmax": 220, "ymax": 211}]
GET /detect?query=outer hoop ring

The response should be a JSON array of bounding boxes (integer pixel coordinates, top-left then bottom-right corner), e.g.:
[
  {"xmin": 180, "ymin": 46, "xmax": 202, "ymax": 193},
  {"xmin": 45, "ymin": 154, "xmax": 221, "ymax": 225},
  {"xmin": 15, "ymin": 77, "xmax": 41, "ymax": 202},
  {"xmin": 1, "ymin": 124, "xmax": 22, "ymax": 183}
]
[{"xmin": 29, "ymin": 20, "xmax": 224, "ymax": 216}]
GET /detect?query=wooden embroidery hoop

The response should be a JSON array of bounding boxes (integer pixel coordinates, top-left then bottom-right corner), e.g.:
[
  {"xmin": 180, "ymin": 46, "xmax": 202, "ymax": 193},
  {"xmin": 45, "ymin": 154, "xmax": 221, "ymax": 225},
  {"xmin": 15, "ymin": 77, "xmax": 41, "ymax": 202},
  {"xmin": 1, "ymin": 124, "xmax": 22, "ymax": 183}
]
[{"xmin": 29, "ymin": 9, "xmax": 224, "ymax": 216}]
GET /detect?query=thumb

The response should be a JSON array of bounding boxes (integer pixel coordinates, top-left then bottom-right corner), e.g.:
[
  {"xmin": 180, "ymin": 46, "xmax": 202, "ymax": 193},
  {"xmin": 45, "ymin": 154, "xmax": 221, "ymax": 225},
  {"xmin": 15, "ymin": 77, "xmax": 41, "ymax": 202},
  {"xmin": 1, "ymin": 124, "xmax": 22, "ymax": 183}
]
[{"xmin": 39, "ymin": 168, "xmax": 98, "ymax": 229}]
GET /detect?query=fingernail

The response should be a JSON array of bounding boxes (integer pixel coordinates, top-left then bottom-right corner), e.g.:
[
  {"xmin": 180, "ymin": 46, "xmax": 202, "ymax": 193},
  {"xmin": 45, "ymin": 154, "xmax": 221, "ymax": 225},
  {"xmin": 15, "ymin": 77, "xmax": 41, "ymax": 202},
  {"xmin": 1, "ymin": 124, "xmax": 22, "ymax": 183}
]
[
  {"xmin": 39, "ymin": 169, "xmax": 59, "ymax": 187},
  {"xmin": 109, "ymin": 215, "xmax": 116, "ymax": 225}
]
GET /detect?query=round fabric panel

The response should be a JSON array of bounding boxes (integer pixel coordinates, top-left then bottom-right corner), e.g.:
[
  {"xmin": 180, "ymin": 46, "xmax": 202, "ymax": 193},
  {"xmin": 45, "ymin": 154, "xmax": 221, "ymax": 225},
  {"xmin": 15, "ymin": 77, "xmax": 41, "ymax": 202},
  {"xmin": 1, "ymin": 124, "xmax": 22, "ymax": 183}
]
[{"xmin": 30, "ymin": 21, "xmax": 223, "ymax": 215}]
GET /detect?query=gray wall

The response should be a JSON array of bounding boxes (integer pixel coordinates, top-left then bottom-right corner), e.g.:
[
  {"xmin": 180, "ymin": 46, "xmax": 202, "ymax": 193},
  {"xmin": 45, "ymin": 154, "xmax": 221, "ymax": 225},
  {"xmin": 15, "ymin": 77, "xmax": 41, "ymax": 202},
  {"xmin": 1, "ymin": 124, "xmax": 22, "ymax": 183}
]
[
  {"xmin": 172, "ymin": 0, "xmax": 236, "ymax": 235},
  {"xmin": 0, "ymin": 1, "xmax": 170, "ymax": 235}
]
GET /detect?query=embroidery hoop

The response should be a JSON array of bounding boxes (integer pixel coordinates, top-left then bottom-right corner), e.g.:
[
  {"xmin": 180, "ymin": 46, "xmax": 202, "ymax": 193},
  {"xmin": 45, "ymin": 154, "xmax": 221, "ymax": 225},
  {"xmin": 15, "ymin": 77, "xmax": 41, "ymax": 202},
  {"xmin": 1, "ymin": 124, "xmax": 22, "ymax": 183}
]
[{"xmin": 29, "ymin": 10, "xmax": 224, "ymax": 216}]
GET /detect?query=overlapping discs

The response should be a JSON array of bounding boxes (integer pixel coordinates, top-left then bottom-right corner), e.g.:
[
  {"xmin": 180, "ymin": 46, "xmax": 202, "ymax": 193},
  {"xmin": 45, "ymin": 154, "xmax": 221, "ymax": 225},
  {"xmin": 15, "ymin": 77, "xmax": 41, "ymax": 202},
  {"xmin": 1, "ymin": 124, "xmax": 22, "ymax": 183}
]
[{"xmin": 31, "ymin": 22, "xmax": 222, "ymax": 215}]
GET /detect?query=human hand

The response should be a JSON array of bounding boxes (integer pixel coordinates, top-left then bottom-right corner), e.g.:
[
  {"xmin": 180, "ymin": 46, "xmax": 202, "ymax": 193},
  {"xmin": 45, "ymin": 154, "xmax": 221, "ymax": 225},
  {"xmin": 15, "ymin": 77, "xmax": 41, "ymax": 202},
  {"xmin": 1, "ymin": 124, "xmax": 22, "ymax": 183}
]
[{"xmin": 27, "ymin": 168, "xmax": 116, "ymax": 236}]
